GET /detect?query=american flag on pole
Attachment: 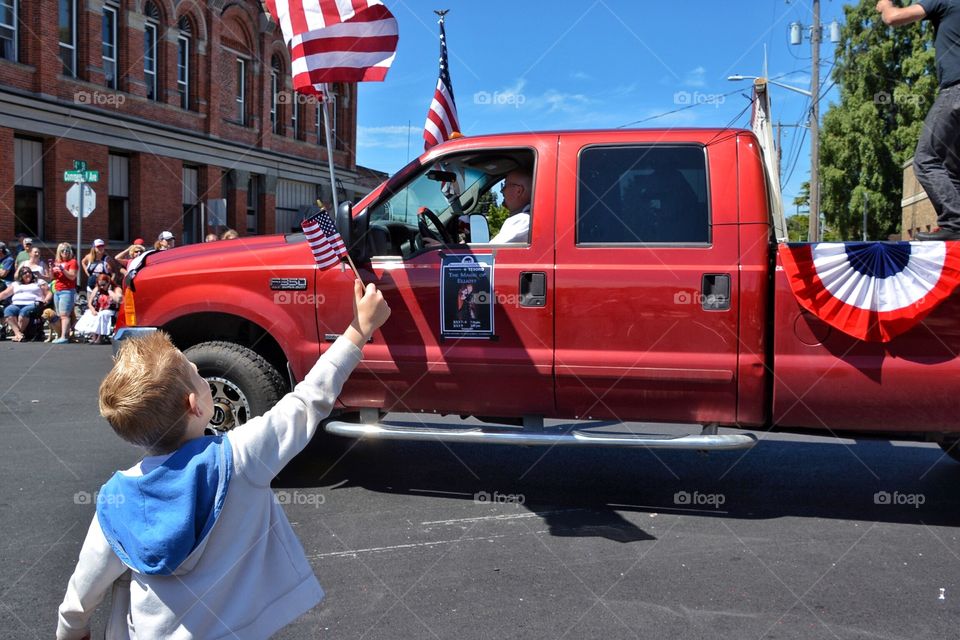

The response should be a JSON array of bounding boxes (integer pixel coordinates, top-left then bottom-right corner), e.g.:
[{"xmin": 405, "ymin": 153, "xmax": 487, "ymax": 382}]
[
  {"xmin": 301, "ymin": 209, "xmax": 347, "ymax": 269},
  {"xmin": 423, "ymin": 12, "xmax": 459, "ymax": 150},
  {"xmin": 263, "ymin": 0, "xmax": 398, "ymax": 92}
]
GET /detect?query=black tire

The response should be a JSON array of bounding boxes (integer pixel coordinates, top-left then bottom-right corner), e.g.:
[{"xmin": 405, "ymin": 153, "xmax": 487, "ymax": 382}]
[
  {"xmin": 938, "ymin": 439, "xmax": 960, "ymax": 464},
  {"xmin": 183, "ymin": 341, "xmax": 287, "ymax": 431}
]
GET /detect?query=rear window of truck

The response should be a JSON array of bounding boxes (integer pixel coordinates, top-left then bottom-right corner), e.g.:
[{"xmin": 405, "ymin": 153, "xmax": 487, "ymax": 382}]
[{"xmin": 577, "ymin": 145, "xmax": 710, "ymax": 244}]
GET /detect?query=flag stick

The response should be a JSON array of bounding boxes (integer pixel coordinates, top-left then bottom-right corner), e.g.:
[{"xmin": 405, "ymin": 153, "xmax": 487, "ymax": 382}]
[
  {"xmin": 316, "ymin": 198, "xmax": 365, "ymax": 287},
  {"xmin": 319, "ymin": 83, "xmax": 364, "ymax": 286}
]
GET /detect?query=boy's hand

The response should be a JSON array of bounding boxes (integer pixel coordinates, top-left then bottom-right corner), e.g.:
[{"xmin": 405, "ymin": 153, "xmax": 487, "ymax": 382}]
[{"xmin": 346, "ymin": 280, "xmax": 390, "ymax": 348}]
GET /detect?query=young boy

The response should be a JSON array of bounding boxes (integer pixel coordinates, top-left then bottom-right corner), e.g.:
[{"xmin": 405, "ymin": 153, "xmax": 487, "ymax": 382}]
[{"xmin": 57, "ymin": 280, "xmax": 390, "ymax": 640}]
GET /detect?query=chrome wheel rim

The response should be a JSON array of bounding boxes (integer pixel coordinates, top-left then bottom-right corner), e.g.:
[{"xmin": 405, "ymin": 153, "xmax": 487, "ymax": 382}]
[{"xmin": 207, "ymin": 376, "xmax": 251, "ymax": 431}]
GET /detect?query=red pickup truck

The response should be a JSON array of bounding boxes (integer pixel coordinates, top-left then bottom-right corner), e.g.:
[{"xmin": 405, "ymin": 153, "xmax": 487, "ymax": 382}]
[{"xmin": 116, "ymin": 128, "xmax": 960, "ymax": 461}]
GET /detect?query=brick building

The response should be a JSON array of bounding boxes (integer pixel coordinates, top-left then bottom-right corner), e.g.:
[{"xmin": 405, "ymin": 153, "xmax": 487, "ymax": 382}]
[
  {"xmin": 0, "ymin": 0, "xmax": 385, "ymax": 252},
  {"xmin": 901, "ymin": 157, "xmax": 937, "ymax": 239}
]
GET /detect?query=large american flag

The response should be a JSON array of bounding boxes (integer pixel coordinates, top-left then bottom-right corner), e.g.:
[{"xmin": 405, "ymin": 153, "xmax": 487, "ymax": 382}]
[
  {"xmin": 423, "ymin": 13, "xmax": 459, "ymax": 150},
  {"xmin": 264, "ymin": 0, "xmax": 398, "ymax": 91},
  {"xmin": 301, "ymin": 209, "xmax": 347, "ymax": 269}
]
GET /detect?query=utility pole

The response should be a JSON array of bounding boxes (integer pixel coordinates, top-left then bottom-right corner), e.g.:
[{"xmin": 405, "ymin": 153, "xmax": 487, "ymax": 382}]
[{"xmin": 809, "ymin": 0, "xmax": 821, "ymax": 242}]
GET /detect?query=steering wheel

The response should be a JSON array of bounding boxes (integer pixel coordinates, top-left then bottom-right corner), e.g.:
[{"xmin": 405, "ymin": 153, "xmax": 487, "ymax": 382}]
[{"xmin": 417, "ymin": 207, "xmax": 452, "ymax": 244}]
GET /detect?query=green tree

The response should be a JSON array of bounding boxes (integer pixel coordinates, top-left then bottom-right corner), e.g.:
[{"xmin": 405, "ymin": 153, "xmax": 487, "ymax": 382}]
[
  {"xmin": 793, "ymin": 181, "xmax": 810, "ymax": 211},
  {"xmin": 476, "ymin": 190, "xmax": 510, "ymax": 236},
  {"xmin": 819, "ymin": 0, "xmax": 936, "ymax": 240},
  {"xmin": 787, "ymin": 213, "xmax": 809, "ymax": 242}
]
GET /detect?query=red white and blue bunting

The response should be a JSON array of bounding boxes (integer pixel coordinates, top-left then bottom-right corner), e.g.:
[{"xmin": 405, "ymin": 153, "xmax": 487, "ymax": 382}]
[{"xmin": 779, "ymin": 242, "xmax": 960, "ymax": 342}]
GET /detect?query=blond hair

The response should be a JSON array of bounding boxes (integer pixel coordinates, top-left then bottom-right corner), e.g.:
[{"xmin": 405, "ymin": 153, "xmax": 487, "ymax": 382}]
[
  {"xmin": 221, "ymin": 229, "xmax": 239, "ymax": 240},
  {"xmin": 56, "ymin": 242, "xmax": 73, "ymax": 259},
  {"xmin": 99, "ymin": 331, "xmax": 197, "ymax": 454}
]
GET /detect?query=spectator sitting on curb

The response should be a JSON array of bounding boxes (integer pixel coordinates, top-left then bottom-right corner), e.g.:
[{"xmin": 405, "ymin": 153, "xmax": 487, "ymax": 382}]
[
  {"xmin": 221, "ymin": 229, "xmax": 240, "ymax": 240},
  {"xmin": 0, "ymin": 267, "xmax": 49, "ymax": 342},
  {"xmin": 74, "ymin": 274, "xmax": 121, "ymax": 344}
]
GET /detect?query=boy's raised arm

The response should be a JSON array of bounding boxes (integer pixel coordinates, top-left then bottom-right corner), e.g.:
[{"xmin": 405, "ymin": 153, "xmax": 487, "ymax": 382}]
[{"xmin": 229, "ymin": 280, "xmax": 390, "ymax": 485}]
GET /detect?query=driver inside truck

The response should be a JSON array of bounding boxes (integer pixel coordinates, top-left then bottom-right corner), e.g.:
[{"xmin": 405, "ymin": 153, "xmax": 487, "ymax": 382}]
[{"xmin": 488, "ymin": 169, "xmax": 532, "ymax": 244}]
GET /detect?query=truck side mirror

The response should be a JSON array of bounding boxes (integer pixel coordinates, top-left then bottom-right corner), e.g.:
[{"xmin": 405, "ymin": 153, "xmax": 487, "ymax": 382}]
[
  {"xmin": 469, "ymin": 214, "xmax": 490, "ymax": 243},
  {"xmin": 336, "ymin": 201, "xmax": 371, "ymax": 263},
  {"xmin": 335, "ymin": 201, "xmax": 353, "ymax": 250}
]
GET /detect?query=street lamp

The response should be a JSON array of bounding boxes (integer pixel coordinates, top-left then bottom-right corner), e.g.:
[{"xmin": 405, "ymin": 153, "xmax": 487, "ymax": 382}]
[
  {"xmin": 729, "ymin": 73, "xmax": 818, "ymax": 240},
  {"xmin": 726, "ymin": 75, "xmax": 812, "ymax": 97}
]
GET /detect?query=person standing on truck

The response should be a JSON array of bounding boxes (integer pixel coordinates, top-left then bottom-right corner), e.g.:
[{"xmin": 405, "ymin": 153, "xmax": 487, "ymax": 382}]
[
  {"xmin": 878, "ymin": 0, "xmax": 960, "ymax": 240},
  {"xmin": 490, "ymin": 169, "xmax": 533, "ymax": 243}
]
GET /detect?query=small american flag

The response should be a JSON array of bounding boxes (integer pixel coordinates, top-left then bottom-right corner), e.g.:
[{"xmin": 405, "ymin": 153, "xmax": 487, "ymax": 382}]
[
  {"xmin": 423, "ymin": 13, "xmax": 459, "ymax": 150},
  {"xmin": 264, "ymin": 0, "xmax": 398, "ymax": 91},
  {"xmin": 301, "ymin": 209, "xmax": 346, "ymax": 269}
]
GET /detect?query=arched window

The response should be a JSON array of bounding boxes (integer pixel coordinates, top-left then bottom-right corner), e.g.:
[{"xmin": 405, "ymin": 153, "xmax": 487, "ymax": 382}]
[
  {"xmin": 271, "ymin": 55, "xmax": 282, "ymax": 134},
  {"xmin": 143, "ymin": 2, "xmax": 161, "ymax": 101},
  {"xmin": 177, "ymin": 16, "xmax": 192, "ymax": 109}
]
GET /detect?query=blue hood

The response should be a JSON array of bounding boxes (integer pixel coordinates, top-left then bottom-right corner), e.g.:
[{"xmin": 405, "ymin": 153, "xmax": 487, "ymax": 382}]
[{"xmin": 97, "ymin": 435, "xmax": 233, "ymax": 576}]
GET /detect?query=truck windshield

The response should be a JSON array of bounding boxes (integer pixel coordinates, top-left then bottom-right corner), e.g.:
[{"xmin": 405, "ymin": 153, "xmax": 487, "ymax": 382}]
[{"xmin": 369, "ymin": 163, "xmax": 487, "ymax": 226}]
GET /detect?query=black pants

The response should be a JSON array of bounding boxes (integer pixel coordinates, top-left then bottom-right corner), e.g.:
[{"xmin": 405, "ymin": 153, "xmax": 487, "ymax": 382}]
[{"xmin": 914, "ymin": 83, "xmax": 960, "ymax": 232}]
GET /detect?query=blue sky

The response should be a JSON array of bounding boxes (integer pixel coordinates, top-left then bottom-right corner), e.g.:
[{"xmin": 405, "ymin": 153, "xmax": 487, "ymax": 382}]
[{"xmin": 356, "ymin": 0, "xmax": 847, "ymax": 215}]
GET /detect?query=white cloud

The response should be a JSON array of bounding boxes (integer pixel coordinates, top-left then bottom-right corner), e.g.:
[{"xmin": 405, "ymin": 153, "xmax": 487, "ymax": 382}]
[
  {"xmin": 356, "ymin": 125, "xmax": 415, "ymax": 149},
  {"xmin": 684, "ymin": 66, "xmax": 707, "ymax": 88},
  {"xmin": 570, "ymin": 70, "xmax": 592, "ymax": 81},
  {"xmin": 469, "ymin": 78, "xmax": 592, "ymax": 115}
]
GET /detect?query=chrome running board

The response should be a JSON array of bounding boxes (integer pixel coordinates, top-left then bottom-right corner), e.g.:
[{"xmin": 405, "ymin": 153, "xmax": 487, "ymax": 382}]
[{"xmin": 324, "ymin": 421, "xmax": 757, "ymax": 450}]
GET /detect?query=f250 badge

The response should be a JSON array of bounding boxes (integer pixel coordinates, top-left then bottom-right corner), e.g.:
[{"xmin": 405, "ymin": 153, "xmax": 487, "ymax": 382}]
[{"xmin": 269, "ymin": 278, "xmax": 308, "ymax": 291}]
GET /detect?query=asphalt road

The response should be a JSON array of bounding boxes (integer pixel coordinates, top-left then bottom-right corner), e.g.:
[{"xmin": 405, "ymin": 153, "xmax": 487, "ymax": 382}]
[{"xmin": 2, "ymin": 341, "xmax": 960, "ymax": 639}]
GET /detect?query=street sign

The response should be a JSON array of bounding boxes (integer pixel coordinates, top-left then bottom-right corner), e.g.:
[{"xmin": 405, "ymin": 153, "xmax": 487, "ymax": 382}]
[
  {"xmin": 73, "ymin": 160, "xmax": 87, "ymax": 171},
  {"xmin": 66, "ymin": 183, "xmax": 96, "ymax": 218},
  {"xmin": 63, "ymin": 170, "xmax": 99, "ymax": 183}
]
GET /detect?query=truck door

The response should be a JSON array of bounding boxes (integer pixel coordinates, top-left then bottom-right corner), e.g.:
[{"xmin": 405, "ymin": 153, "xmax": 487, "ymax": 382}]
[
  {"xmin": 340, "ymin": 141, "xmax": 558, "ymax": 418},
  {"xmin": 553, "ymin": 133, "xmax": 741, "ymax": 424}
]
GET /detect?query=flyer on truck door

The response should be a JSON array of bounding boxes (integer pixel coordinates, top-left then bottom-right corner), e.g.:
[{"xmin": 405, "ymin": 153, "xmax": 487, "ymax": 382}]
[{"xmin": 440, "ymin": 254, "xmax": 494, "ymax": 338}]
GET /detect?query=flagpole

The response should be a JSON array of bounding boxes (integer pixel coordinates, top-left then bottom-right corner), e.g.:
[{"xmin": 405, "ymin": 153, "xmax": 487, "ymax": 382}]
[
  {"xmin": 319, "ymin": 82, "xmax": 365, "ymax": 285},
  {"xmin": 321, "ymin": 83, "xmax": 339, "ymax": 215}
]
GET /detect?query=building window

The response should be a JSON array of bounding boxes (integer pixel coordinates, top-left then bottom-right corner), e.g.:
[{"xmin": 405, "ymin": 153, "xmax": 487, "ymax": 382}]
[
  {"xmin": 292, "ymin": 97, "xmax": 300, "ymax": 140},
  {"xmin": 59, "ymin": 0, "xmax": 76, "ymax": 77},
  {"xmin": 144, "ymin": 23, "xmax": 158, "ymax": 100},
  {"xmin": 235, "ymin": 58, "xmax": 246, "ymax": 124},
  {"xmin": 246, "ymin": 176, "xmax": 259, "ymax": 234},
  {"xmin": 177, "ymin": 17, "xmax": 191, "ymax": 110},
  {"xmin": 271, "ymin": 56, "xmax": 281, "ymax": 134},
  {"xmin": 182, "ymin": 166, "xmax": 200, "ymax": 244},
  {"xmin": 0, "ymin": 0, "xmax": 16, "ymax": 62},
  {"xmin": 14, "ymin": 138, "xmax": 44, "ymax": 239},
  {"xmin": 108, "ymin": 154, "xmax": 129, "ymax": 243},
  {"xmin": 102, "ymin": 5, "xmax": 118, "ymax": 89}
]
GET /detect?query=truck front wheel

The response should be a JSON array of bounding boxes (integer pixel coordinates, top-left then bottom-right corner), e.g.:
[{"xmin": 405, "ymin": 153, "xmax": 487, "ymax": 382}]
[{"xmin": 183, "ymin": 341, "xmax": 287, "ymax": 431}]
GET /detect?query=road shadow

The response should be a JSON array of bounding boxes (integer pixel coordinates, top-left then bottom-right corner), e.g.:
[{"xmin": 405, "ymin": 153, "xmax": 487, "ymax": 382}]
[{"xmin": 275, "ymin": 423, "xmax": 960, "ymax": 538}]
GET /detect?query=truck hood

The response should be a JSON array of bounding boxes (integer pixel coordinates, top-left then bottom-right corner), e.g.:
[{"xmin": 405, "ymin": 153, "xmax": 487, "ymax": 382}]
[{"xmin": 141, "ymin": 235, "xmax": 294, "ymax": 268}]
